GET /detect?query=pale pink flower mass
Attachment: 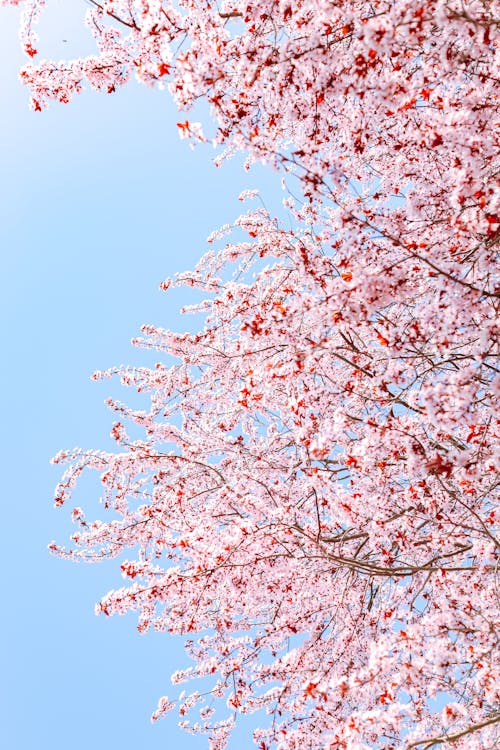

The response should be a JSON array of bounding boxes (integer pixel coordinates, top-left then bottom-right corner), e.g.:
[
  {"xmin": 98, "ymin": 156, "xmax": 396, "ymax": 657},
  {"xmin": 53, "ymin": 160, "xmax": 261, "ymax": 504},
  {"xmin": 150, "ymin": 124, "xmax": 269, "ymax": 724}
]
[{"xmin": 4, "ymin": 0, "xmax": 499, "ymax": 748}]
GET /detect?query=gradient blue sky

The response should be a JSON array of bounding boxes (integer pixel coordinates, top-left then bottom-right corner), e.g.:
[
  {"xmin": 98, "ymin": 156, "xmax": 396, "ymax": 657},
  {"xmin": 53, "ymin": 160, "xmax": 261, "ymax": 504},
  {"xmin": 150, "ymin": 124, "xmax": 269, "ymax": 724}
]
[{"xmin": 0, "ymin": 4, "xmax": 283, "ymax": 748}]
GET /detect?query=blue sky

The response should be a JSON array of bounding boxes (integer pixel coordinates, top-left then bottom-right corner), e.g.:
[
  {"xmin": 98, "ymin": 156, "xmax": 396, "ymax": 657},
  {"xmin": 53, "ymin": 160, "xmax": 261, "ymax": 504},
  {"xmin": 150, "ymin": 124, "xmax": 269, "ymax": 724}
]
[{"xmin": 0, "ymin": 4, "xmax": 282, "ymax": 748}]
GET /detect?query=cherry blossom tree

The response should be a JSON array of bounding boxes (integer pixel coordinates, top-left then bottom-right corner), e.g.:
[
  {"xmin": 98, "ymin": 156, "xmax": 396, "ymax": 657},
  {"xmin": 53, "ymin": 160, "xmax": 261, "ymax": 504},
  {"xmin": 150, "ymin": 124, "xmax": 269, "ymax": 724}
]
[{"xmin": 4, "ymin": 1, "xmax": 499, "ymax": 748}]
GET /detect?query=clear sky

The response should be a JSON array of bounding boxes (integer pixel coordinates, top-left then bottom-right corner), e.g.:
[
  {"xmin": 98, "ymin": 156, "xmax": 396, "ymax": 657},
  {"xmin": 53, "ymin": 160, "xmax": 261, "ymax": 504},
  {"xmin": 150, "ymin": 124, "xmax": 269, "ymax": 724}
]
[{"xmin": 0, "ymin": 4, "xmax": 282, "ymax": 748}]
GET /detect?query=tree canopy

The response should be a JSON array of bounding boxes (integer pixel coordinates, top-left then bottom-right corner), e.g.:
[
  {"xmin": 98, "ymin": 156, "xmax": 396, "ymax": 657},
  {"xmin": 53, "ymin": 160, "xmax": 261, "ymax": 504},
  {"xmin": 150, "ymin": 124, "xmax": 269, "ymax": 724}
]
[{"xmin": 5, "ymin": 1, "xmax": 499, "ymax": 748}]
